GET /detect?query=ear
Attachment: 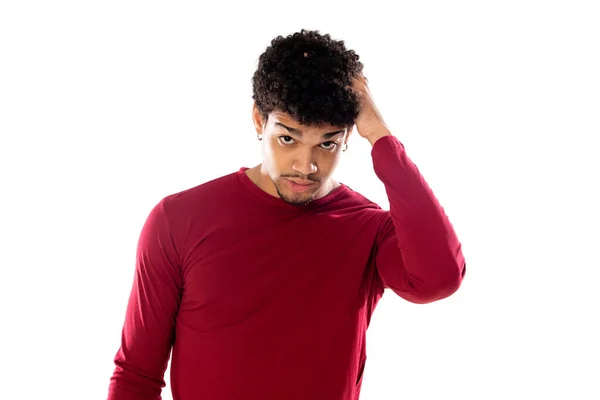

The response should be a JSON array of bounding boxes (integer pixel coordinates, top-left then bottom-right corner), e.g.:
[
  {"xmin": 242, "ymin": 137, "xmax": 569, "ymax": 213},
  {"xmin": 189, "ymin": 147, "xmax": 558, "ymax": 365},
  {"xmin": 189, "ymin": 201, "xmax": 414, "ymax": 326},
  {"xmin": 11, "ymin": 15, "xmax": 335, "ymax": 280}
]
[
  {"xmin": 345, "ymin": 125, "xmax": 354, "ymax": 144},
  {"xmin": 252, "ymin": 103, "xmax": 266, "ymax": 134}
]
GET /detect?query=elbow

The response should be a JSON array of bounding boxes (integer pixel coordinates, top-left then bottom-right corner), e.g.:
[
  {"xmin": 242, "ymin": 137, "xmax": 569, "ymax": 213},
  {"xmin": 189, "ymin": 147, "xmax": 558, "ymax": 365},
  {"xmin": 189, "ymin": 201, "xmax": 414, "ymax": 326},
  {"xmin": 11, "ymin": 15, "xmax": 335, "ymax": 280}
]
[{"xmin": 401, "ymin": 260, "xmax": 466, "ymax": 304}]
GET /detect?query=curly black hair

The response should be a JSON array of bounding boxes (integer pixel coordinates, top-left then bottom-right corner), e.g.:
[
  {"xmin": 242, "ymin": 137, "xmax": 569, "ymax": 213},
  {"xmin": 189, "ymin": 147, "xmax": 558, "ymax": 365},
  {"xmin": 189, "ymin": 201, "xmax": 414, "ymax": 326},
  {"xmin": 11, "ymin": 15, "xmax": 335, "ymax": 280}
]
[{"xmin": 252, "ymin": 29, "xmax": 364, "ymax": 128}]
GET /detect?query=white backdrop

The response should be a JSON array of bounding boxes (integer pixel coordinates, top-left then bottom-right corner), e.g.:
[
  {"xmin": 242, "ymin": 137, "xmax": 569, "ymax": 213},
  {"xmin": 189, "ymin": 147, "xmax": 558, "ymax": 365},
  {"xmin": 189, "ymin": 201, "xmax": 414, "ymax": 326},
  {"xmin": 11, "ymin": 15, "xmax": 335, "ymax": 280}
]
[{"xmin": 1, "ymin": 1, "xmax": 599, "ymax": 399}]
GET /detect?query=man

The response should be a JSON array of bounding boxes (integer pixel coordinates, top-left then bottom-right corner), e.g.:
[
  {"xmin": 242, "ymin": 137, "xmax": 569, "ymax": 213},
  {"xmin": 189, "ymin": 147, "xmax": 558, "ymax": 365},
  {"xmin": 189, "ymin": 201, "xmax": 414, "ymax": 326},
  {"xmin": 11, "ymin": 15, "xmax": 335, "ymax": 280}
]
[{"xmin": 107, "ymin": 29, "xmax": 466, "ymax": 400}]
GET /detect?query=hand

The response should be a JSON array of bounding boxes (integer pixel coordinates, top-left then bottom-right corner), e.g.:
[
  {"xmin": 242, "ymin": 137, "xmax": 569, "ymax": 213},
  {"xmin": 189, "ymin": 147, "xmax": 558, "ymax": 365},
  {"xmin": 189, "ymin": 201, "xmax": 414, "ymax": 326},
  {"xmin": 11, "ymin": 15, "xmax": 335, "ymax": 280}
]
[{"xmin": 351, "ymin": 74, "xmax": 392, "ymax": 146}]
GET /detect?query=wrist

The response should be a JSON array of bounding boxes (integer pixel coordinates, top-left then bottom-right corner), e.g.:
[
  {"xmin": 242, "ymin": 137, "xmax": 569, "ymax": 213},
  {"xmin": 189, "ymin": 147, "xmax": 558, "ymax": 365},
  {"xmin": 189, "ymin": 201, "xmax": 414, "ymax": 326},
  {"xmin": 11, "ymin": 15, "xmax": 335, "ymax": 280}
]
[{"xmin": 365, "ymin": 128, "xmax": 392, "ymax": 146}]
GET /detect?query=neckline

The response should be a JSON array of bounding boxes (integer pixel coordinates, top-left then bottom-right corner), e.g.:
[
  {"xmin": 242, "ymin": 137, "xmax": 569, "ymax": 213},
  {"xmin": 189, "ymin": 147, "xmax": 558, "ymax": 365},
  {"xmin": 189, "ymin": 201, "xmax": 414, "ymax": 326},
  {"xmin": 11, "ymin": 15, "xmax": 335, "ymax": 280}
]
[{"xmin": 236, "ymin": 167, "xmax": 350, "ymax": 210}]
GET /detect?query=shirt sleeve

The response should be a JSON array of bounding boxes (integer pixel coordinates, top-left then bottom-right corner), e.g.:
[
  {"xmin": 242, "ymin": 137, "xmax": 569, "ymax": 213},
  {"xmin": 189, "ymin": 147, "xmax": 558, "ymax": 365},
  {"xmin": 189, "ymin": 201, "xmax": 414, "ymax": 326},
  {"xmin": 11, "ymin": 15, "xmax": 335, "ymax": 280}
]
[
  {"xmin": 107, "ymin": 198, "xmax": 183, "ymax": 400},
  {"xmin": 371, "ymin": 135, "xmax": 466, "ymax": 304}
]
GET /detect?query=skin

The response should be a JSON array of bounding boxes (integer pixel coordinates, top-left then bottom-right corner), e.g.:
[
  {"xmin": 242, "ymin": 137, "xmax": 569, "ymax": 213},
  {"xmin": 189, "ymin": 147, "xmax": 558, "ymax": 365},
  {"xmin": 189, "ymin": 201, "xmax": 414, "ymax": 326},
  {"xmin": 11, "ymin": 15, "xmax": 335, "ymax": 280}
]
[{"xmin": 246, "ymin": 74, "xmax": 392, "ymax": 206}]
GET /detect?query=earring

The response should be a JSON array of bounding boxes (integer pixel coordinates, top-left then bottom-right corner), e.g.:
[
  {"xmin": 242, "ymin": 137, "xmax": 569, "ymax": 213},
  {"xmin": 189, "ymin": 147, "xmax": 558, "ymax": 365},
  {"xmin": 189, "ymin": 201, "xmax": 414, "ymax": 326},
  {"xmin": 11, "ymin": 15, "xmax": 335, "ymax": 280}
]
[
  {"xmin": 257, "ymin": 133, "xmax": 262, "ymax": 141},
  {"xmin": 342, "ymin": 142, "xmax": 348, "ymax": 152}
]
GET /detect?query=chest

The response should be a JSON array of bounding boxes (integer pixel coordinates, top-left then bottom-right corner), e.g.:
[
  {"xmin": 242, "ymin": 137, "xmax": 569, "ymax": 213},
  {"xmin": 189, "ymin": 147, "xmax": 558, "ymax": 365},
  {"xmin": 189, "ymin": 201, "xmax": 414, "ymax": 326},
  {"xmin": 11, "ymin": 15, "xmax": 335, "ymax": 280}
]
[{"xmin": 177, "ymin": 212, "xmax": 381, "ymax": 331}]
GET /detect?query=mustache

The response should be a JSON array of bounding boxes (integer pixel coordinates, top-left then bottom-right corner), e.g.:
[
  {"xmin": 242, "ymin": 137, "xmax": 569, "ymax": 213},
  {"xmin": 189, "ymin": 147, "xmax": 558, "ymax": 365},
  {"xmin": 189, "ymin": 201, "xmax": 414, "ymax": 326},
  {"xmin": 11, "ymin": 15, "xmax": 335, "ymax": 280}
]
[{"xmin": 280, "ymin": 174, "xmax": 321, "ymax": 183}]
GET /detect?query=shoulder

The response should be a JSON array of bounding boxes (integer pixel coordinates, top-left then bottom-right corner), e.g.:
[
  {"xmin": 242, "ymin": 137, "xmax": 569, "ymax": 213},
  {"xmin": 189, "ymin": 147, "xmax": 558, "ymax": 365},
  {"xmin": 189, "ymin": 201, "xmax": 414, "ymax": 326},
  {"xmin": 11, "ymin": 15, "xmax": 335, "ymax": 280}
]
[
  {"xmin": 158, "ymin": 170, "xmax": 241, "ymax": 219},
  {"xmin": 339, "ymin": 185, "xmax": 385, "ymax": 212},
  {"xmin": 344, "ymin": 185, "xmax": 394, "ymax": 230},
  {"xmin": 325, "ymin": 185, "xmax": 390, "ymax": 226}
]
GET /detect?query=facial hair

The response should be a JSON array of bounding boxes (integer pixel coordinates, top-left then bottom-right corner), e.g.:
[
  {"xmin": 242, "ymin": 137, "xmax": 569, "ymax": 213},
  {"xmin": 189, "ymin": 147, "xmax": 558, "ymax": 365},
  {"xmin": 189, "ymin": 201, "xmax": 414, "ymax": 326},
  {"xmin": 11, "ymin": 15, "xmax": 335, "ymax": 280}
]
[{"xmin": 273, "ymin": 176, "xmax": 320, "ymax": 206}]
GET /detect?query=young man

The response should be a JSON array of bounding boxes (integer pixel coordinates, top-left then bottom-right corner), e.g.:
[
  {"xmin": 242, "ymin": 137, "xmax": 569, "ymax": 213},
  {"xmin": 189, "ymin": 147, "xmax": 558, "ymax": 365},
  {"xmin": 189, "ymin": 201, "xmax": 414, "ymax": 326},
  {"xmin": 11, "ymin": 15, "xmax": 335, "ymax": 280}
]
[{"xmin": 107, "ymin": 29, "xmax": 466, "ymax": 400}]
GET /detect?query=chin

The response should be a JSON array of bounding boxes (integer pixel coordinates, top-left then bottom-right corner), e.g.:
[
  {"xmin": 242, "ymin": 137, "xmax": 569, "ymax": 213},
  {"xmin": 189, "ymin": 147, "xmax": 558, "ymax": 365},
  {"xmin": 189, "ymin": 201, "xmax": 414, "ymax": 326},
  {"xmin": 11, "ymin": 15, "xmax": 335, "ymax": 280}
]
[
  {"xmin": 276, "ymin": 183, "xmax": 319, "ymax": 206},
  {"xmin": 281, "ymin": 194, "xmax": 316, "ymax": 207}
]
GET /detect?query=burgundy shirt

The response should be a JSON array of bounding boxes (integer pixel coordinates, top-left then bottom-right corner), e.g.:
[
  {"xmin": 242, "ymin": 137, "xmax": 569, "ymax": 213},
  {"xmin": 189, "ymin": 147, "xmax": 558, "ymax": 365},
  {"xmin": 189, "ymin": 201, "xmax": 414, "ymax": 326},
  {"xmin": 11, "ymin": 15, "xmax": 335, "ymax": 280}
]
[{"xmin": 107, "ymin": 135, "xmax": 466, "ymax": 400}]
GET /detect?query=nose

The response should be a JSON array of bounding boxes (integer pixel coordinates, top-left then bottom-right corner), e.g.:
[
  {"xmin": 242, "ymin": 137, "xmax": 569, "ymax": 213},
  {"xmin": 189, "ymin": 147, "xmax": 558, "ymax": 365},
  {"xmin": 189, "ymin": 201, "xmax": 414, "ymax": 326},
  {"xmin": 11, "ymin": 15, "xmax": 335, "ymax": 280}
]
[{"xmin": 292, "ymin": 148, "xmax": 318, "ymax": 176}]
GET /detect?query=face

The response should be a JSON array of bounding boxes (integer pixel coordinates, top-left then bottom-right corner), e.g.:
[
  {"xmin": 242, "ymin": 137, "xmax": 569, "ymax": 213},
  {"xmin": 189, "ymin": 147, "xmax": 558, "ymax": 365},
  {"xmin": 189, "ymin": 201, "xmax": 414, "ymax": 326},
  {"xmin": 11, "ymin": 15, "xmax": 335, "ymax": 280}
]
[{"xmin": 252, "ymin": 104, "xmax": 352, "ymax": 206}]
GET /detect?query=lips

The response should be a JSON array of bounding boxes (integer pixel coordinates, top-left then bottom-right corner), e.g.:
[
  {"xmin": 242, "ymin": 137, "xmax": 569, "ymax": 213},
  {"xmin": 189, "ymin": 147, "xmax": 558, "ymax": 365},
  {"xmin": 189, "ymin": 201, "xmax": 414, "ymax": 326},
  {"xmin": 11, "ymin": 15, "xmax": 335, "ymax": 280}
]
[
  {"xmin": 285, "ymin": 178, "xmax": 317, "ymax": 193},
  {"xmin": 288, "ymin": 179, "xmax": 314, "ymax": 186}
]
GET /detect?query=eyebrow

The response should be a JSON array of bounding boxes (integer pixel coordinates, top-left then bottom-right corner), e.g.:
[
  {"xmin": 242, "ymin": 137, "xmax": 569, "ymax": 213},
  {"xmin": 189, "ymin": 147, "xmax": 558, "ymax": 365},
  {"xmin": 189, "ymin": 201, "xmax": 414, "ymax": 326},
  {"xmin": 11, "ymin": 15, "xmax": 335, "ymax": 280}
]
[{"xmin": 275, "ymin": 122, "xmax": 345, "ymax": 140}]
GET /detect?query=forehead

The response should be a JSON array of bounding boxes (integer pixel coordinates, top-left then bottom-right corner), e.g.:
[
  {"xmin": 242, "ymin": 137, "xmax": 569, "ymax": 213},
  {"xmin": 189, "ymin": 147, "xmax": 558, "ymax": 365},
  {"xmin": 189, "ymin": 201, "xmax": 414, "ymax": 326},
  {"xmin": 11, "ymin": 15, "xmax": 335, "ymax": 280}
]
[{"xmin": 269, "ymin": 111, "xmax": 346, "ymax": 132}]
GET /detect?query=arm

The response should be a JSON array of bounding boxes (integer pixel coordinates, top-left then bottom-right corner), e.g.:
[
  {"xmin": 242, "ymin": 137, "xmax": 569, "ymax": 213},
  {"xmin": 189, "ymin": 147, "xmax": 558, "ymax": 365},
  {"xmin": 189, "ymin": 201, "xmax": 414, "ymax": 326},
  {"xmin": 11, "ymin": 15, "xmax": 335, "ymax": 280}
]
[
  {"xmin": 107, "ymin": 199, "xmax": 183, "ymax": 400},
  {"xmin": 372, "ymin": 135, "xmax": 466, "ymax": 303},
  {"xmin": 351, "ymin": 74, "xmax": 465, "ymax": 304}
]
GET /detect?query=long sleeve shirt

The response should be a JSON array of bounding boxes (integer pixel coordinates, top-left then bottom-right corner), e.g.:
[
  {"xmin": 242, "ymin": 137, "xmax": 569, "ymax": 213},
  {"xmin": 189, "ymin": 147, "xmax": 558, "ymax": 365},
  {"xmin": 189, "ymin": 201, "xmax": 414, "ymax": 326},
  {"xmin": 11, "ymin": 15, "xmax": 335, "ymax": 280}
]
[{"xmin": 107, "ymin": 135, "xmax": 466, "ymax": 400}]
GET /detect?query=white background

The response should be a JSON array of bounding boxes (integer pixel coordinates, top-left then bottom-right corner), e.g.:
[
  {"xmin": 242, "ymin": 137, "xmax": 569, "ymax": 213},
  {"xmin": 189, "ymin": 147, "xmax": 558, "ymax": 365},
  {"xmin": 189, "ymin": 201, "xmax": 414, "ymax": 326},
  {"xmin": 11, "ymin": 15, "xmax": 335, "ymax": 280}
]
[{"xmin": 1, "ymin": 1, "xmax": 599, "ymax": 399}]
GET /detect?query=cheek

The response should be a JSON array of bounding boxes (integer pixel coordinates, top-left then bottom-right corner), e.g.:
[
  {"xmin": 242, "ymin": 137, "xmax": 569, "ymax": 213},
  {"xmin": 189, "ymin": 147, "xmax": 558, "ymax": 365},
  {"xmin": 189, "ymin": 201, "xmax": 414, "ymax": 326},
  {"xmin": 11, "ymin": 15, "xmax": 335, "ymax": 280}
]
[
  {"xmin": 261, "ymin": 140, "xmax": 276, "ymax": 161},
  {"xmin": 262, "ymin": 141, "xmax": 285, "ymax": 173},
  {"xmin": 317, "ymin": 151, "xmax": 341, "ymax": 174}
]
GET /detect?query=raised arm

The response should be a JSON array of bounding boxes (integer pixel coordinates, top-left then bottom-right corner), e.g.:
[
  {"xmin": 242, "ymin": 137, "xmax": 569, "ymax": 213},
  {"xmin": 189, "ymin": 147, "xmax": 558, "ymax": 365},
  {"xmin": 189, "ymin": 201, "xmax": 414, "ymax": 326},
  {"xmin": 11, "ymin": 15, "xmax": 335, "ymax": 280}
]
[
  {"xmin": 372, "ymin": 136, "xmax": 466, "ymax": 303},
  {"xmin": 351, "ymin": 74, "xmax": 465, "ymax": 304}
]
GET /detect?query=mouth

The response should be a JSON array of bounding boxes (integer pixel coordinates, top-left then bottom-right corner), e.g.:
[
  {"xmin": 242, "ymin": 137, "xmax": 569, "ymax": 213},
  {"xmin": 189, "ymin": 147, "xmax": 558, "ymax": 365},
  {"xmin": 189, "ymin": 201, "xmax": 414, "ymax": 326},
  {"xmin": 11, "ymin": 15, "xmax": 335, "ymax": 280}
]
[{"xmin": 285, "ymin": 178, "xmax": 318, "ymax": 193}]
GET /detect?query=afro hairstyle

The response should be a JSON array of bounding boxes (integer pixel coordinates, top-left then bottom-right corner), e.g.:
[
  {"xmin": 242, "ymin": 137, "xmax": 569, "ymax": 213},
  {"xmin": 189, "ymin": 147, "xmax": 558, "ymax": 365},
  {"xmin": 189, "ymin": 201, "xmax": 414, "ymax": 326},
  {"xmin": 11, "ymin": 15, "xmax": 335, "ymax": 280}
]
[{"xmin": 252, "ymin": 29, "xmax": 364, "ymax": 128}]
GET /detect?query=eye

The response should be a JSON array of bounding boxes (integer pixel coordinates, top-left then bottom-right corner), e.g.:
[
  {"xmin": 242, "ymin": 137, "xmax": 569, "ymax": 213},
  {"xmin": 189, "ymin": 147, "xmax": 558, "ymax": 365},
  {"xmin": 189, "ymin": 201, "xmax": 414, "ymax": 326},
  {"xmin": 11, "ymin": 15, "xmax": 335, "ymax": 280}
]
[
  {"xmin": 278, "ymin": 135, "xmax": 296, "ymax": 145},
  {"xmin": 320, "ymin": 141, "xmax": 338, "ymax": 150}
]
